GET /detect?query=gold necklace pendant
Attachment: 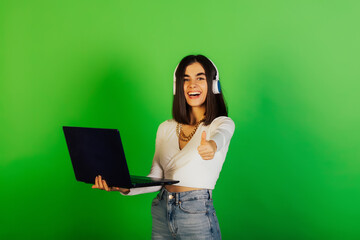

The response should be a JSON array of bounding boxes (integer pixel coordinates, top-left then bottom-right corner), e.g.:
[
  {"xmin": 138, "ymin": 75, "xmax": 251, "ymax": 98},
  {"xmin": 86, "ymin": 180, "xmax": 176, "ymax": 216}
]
[{"xmin": 176, "ymin": 118, "xmax": 205, "ymax": 142}]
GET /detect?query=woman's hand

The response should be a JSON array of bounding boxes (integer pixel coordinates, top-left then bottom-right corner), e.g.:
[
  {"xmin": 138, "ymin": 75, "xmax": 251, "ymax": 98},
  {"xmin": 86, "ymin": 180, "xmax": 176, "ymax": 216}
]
[
  {"xmin": 92, "ymin": 175, "xmax": 130, "ymax": 194},
  {"xmin": 197, "ymin": 131, "xmax": 217, "ymax": 160}
]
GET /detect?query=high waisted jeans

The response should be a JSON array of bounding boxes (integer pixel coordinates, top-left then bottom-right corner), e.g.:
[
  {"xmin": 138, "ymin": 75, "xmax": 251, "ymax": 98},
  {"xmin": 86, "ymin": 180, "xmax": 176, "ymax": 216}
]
[{"xmin": 151, "ymin": 187, "xmax": 221, "ymax": 240}]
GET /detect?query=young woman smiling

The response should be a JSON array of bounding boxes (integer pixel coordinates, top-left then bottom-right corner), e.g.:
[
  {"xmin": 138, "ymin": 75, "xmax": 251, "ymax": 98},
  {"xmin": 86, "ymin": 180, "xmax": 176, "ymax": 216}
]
[{"xmin": 92, "ymin": 55, "xmax": 235, "ymax": 239}]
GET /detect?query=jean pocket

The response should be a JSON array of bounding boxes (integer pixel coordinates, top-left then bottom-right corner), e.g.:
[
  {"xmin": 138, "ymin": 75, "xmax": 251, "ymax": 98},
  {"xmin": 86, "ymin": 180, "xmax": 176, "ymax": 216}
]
[{"xmin": 179, "ymin": 200, "xmax": 208, "ymax": 214}]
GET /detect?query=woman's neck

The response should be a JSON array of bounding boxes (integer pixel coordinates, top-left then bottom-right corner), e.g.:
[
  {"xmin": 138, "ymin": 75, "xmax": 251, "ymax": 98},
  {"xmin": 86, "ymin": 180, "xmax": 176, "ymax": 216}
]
[{"xmin": 189, "ymin": 106, "xmax": 206, "ymax": 125}]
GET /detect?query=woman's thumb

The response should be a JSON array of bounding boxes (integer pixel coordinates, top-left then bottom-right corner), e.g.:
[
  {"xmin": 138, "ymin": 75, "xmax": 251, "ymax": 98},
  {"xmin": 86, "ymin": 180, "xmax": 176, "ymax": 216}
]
[{"xmin": 201, "ymin": 131, "xmax": 207, "ymax": 144}]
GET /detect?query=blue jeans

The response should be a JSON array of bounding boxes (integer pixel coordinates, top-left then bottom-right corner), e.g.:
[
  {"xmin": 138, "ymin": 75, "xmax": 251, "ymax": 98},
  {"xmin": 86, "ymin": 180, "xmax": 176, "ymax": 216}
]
[{"xmin": 151, "ymin": 187, "xmax": 221, "ymax": 240}]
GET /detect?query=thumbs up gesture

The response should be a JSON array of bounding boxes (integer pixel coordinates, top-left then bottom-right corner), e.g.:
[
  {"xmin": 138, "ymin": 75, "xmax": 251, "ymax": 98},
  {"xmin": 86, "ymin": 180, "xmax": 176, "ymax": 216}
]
[{"xmin": 197, "ymin": 131, "xmax": 217, "ymax": 160}]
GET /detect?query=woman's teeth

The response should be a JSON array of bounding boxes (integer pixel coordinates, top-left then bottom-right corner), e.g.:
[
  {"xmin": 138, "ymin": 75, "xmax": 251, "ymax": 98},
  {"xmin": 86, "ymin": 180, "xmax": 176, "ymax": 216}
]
[{"xmin": 188, "ymin": 92, "xmax": 201, "ymax": 96}]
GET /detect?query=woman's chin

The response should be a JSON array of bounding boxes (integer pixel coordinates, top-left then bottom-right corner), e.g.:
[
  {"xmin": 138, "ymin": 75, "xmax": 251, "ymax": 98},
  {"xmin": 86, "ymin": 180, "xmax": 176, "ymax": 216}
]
[{"xmin": 186, "ymin": 101, "xmax": 206, "ymax": 108}]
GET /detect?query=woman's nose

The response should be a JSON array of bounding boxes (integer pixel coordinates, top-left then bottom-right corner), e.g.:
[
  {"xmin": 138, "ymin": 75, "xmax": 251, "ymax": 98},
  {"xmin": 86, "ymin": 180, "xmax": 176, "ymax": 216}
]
[
  {"xmin": 188, "ymin": 83, "xmax": 197, "ymax": 89},
  {"xmin": 189, "ymin": 79, "xmax": 197, "ymax": 87}
]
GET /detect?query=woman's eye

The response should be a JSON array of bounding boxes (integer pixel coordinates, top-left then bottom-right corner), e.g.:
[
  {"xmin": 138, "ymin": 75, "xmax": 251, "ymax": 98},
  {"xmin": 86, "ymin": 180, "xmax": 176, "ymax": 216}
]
[
  {"xmin": 184, "ymin": 79, "xmax": 189, "ymax": 81},
  {"xmin": 197, "ymin": 77, "xmax": 205, "ymax": 80}
]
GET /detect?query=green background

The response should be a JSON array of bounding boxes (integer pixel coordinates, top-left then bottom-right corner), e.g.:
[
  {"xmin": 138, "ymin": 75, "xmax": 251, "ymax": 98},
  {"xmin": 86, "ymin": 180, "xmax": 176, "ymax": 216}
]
[{"xmin": 1, "ymin": 0, "xmax": 359, "ymax": 239}]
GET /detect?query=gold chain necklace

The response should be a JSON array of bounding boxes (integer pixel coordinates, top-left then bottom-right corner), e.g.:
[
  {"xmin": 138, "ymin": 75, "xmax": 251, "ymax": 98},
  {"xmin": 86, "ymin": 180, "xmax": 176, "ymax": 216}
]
[{"xmin": 176, "ymin": 118, "xmax": 205, "ymax": 142}]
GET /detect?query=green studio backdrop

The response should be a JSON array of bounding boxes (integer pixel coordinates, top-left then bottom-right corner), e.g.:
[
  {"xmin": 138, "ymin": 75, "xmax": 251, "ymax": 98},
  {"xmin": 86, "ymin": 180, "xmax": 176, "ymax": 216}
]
[{"xmin": 1, "ymin": 0, "xmax": 359, "ymax": 239}]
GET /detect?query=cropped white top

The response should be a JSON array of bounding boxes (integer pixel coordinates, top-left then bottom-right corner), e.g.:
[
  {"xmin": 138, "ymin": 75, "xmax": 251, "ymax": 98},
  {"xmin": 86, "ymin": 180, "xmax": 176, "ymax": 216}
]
[{"xmin": 123, "ymin": 116, "xmax": 235, "ymax": 196}]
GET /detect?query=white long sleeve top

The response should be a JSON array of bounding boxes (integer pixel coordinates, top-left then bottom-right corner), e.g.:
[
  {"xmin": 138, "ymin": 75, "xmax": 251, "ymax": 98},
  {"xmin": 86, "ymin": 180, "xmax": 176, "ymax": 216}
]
[{"xmin": 123, "ymin": 116, "xmax": 235, "ymax": 196}]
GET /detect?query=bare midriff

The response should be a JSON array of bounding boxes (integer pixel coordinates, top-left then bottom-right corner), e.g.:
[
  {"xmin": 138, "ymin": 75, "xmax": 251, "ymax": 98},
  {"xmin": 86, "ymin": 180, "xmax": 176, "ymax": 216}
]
[{"xmin": 165, "ymin": 185, "xmax": 204, "ymax": 193}]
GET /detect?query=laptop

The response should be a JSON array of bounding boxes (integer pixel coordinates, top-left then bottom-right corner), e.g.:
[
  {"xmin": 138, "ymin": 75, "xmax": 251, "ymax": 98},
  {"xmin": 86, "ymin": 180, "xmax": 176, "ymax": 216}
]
[{"xmin": 63, "ymin": 126, "xmax": 179, "ymax": 188}]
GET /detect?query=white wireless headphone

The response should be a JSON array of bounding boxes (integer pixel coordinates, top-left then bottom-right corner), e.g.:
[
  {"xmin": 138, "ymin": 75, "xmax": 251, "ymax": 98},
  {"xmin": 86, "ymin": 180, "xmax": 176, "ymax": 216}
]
[{"xmin": 173, "ymin": 58, "xmax": 221, "ymax": 95}]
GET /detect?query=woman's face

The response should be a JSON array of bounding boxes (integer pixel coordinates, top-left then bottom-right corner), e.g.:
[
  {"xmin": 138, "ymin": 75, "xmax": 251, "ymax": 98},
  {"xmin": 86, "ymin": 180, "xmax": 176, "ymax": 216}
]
[{"xmin": 183, "ymin": 62, "xmax": 208, "ymax": 108}]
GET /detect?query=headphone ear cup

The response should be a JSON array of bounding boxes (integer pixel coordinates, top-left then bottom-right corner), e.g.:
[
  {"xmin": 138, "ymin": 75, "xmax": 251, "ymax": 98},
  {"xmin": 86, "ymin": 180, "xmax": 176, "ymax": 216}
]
[
  {"xmin": 212, "ymin": 79, "xmax": 221, "ymax": 94},
  {"xmin": 208, "ymin": 58, "xmax": 220, "ymax": 94}
]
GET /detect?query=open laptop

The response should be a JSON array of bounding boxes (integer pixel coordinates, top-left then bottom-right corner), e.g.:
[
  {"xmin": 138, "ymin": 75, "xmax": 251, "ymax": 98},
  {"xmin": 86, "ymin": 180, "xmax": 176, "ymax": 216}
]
[{"xmin": 63, "ymin": 126, "xmax": 179, "ymax": 188}]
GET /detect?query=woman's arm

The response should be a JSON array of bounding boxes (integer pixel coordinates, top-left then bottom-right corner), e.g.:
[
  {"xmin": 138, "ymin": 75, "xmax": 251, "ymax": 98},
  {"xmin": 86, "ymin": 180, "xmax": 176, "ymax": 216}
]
[
  {"xmin": 197, "ymin": 117, "xmax": 235, "ymax": 160},
  {"xmin": 209, "ymin": 117, "xmax": 235, "ymax": 152}
]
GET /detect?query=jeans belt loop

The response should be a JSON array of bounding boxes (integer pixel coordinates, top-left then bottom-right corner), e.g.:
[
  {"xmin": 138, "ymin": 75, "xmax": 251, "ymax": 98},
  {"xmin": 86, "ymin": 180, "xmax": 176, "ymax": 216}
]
[
  {"xmin": 175, "ymin": 193, "xmax": 179, "ymax": 205},
  {"xmin": 208, "ymin": 189, "xmax": 213, "ymax": 200}
]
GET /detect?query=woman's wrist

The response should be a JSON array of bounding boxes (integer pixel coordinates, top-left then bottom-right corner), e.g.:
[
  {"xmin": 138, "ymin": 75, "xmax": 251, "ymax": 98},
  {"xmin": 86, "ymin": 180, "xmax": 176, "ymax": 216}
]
[{"xmin": 119, "ymin": 188, "xmax": 130, "ymax": 194}]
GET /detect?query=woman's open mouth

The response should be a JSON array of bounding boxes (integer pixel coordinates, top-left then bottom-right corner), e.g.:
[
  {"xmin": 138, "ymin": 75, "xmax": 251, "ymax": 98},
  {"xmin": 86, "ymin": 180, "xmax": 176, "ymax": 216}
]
[{"xmin": 188, "ymin": 91, "xmax": 201, "ymax": 99}]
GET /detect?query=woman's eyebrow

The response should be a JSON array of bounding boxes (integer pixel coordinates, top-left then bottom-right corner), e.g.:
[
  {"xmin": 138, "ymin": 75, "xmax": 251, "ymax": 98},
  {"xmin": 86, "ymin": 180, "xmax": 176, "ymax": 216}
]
[{"xmin": 184, "ymin": 72, "xmax": 205, "ymax": 77}]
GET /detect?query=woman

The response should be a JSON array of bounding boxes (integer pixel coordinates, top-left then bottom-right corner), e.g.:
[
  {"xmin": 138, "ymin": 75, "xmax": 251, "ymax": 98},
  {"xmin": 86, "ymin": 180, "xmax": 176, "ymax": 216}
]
[{"xmin": 92, "ymin": 55, "xmax": 235, "ymax": 239}]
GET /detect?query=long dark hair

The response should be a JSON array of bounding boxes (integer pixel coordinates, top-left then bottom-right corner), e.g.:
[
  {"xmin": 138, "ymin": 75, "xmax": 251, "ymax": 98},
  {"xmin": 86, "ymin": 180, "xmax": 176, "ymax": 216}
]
[{"xmin": 172, "ymin": 55, "xmax": 228, "ymax": 126}]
